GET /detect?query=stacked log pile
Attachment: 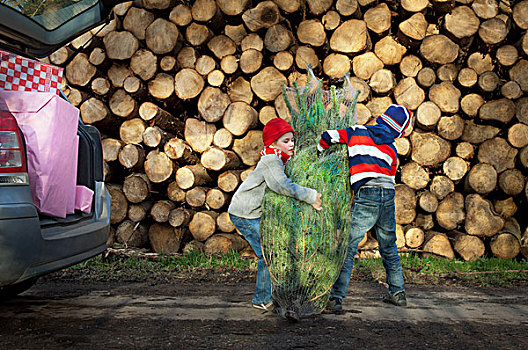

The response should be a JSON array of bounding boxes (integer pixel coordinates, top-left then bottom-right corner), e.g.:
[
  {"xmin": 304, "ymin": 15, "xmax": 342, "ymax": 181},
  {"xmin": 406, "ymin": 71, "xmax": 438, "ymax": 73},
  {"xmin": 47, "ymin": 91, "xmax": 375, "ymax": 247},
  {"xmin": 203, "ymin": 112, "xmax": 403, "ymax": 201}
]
[{"xmin": 50, "ymin": 0, "xmax": 528, "ymax": 261}]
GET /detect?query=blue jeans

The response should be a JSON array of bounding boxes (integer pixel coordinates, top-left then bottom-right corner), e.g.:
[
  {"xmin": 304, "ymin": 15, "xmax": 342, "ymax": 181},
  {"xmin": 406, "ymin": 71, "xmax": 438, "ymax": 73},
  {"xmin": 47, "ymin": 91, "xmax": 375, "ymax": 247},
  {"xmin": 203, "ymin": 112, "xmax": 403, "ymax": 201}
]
[
  {"xmin": 330, "ymin": 187, "xmax": 405, "ymax": 299},
  {"xmin": 229, "ymin": 214, "xmax": 273, "ymax": 305}
]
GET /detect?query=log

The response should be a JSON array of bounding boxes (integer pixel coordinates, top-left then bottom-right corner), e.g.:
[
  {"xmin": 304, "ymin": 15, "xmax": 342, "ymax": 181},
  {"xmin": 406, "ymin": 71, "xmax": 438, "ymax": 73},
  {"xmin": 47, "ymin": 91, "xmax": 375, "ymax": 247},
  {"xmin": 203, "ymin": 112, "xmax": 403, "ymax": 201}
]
[
  {"xmin": 496, "ymin": 45, "xmax": 518, "ymax": 67},
  {"xmin": 352, "ymin": 52, "xmax": 384, "ymax": 80},
  {"xmin": 401, "ymin": 162, "xmax": 429, "ymax": 190},
  {"xmin": 138, "ymin": 102, "xmax": 184, "ymax": 134},
  {"xmin": 456, "ymin": 142, "xmax": 474, "ymax": 160},
  {"xmin": 297, "ymin": 20, "xmax": 325, "ymax": 47},
  {"xmin": 148, "ymin": 73, "xmax": 174, "ymax": 100},
  {"xmin": 477, "ymin": 138, "xmax": 518, "ymax": 173},
  {"xmin": 420, "ymin": 35, "xmax": 459, "ymax": 65},
  {"xmin": 437, "ymin": 114, "xmax": 464, "ymax": 141},
  {"xmin": 186, "ymin": 186, "xmax": 207, "ymax": 207},
  {"xmin": 322, "ymin": 11, "xmax": 340, "ymax": 31},
  {"xmin": 465, "ymin": 194, "xmax": 504, "ymax": 237},
  {"xmin": 478, "ymin": 71, "xmax": 500, "ymax": 93},
  {"xmin": 454, "ymin": 234, "xmax": 485, "ymax": 261},
  {"xmin": 169, "ymin": 4, "xmax": 192, "ymax": 26},
  {"xmin": 509, "ymin": 60, "xmax": 528, "ymax": 92},
  {"xmin": 177, "ymin": 47, "xmax": 198, "ymax": 69},
  {"xmin": 217, "ymin": 170, "xmax": 241, "ymax": 193},
  {"xmin": 185, "ymin": 118, "xmax": 216, "ymax": 153},
  {"xmin": 220, "ymin": 55, "xmax": 238, "ymax": 74},
  {"xmin": 521, "ymin": 227, "xmax": 528, "ymax": 260},
  {"xmin": 232, "ymin": 130, "xmax": 264, "ymax": 166},
  {"xmin": 436, "ymin": 192, "xmax": 465, "ymax": 231},
  {"xmin": 91, "ymin": 77, "xmax": 111, "ymax": 96},
  {"xmin": 128, "ymin": 201, "xmax": 152, "ymax": 222},
  {"xmin": 195, "ymin": 55, "xmax": 215, "ymax": 76},
  {"xmin": 400, "ymin": 55, "xmax": 422, "ymax": 78},
  {"xmin": 467, "ymin": 52, "xmax": 494, "ymax": 74},
  {"xmin": 123, "ymin": 7, "xmax": 154, "ymax": 41},
  {"xmin": 521, "ymin": 146, "xmax": 528, "ymax": 169},
  {"xmin": 50, "ymin": 47, "xmax": 70, "ymax": 66},
  {"xmin": 201, "ymin": 147, "xmax": 241, "ymax": 171},
  {"xmin": 274, "ymin": 51, "xmax": 294, "ymax": 71},
  {"xmin": 144, "ymin": 150, "xmax": 174, "ymax": 183},
  {"xmin": 411, "ymin": 132, "xmax": 451, "ymax": 167},
  {"xmin": 356, "ymin": 104, "xmax": 372, "ymax": 125},
  {"xmin": 429, "ymin": 82, "xmax": 461, "ymax": 113},
  {"xmin": 423, "ymin": 232, "xmax": 455, "ymax": 259},
  {"xmin": 369, "ymin": 69, "xmax": 395, "ymax": 94},
  {"xmin": 66, "ymin": 53, "xmax": 96, "ymax": 87},
  {"xmin": 490, "ymin": 233, "xmax": 521, "ymax": 259},
  {"xmin": 228, "ymin": 77, "xmax": 253, "ymax": 104},
  {"xmin": 151, "ymin": 200, "xmax": 176, "ymax": 223},
  {"xmin": 330, "ymin": 19, "xmax": 369, "ymax": 54},
  {"xmin": 374, "ymin": 36, "xmax": 407, "ymax": 66},
  {"xmin": 206, "ymin": 188, "xmax": 230, "ymax": 210},
  {"xmin": 418, "ymin": 191, "xmax": 438, "ymax": 213},
  {"xmin": 217, "ymin": 212, "xmax": 235, "ymax": 233},
  {"xmin": 271, "ymin": 0, "xmax": 300, "ymax": 13},
  {"xmin": 416, "ymin": 101, "xmax": 441, "ymax": 130},
  {"xmin": 103, "ymin": 31, "xmax": 139, "ymax": 60},
  {"xmin": 240, "ymin": 49, "xmax": 263, "ymax": 74},
  {"xmin": 349, "ymin": 78, "xmax": 370, "ymax": 103},
  {"xmin": 110, "ymin": 89, "xmax": 136, "ymax": 118},
  {"xmin": 216, "ymin": 0, "xmax": 248, "ymax": 15},
  {"xmin": 416, "ymin": 213, "xmax": 434, "ymax": 231},
  {"xmin": 120, "ymin": 118, "xmax": 146, "ymax": 145},
  {"xmin": 174, "ymin": 69, "xmax": 204, "ymax": 99},
  {"xmin": 149, "ymin": 223, "xmax": 187, "ymax": 254},
  {"xmin": 443, "ymin": 157, "xmax": 468, "ymax": 182},
  {"xmin": 118, "ymin": 144, "xmax": 145, "ymax": 170},
  {"xmin": 213, "ymin": 128, "xmax": 233, "ymax": 149},
  {"xmin": 394, "ymin": 137, "xmax": 411, "ymax": 157},
  {"xmin": 102, "ymin": 138, "xmax": 124, "ymax": 162},
  {"xmin": 405, "ymin": 227, "xmax": 425, "ymax": 248},
  {"xmin": 493, "ymin": 197, "xmax": 517, "ymax": 218},
  {"xmin": 501, "ymin": 81, "xmax": 522, "ymax": 100},
  {"xmin": 183, "ymin": 240, "xmax": 205, "ymax": 254},
  {"xmin": 416, "ymin": 67, "xmax": 436, "ymax": 88},
  {"xmin": 479, "ymin": 18, "xmax": 508, "ymax": 45},
  {"xmin": 458, "ymin": 68, "xmax": 478, "ymax": 88},
  {"xmin": 467, "ymin": 163, "xmax": 497, "ymax": 194},
  {"xmin": 366, "ymin": 96, "xmax": 393, "ymax": 118},
  {"xmin": 191, "ymin": 0, "xmax": 217, "ymax": 22},
  {"xmin": 460, "ymin": 94, "xmax": 485, "ymax": 118},
  {"xmin": 398, "ymin": 13, "xmax": 428, "ymax": 44},
  {"xmin": 167, "ymin": 181, "xmax": 186, "ymax": 202},
  {"xmin": 168, "ymin": 208, "xmax": 195, "ymax": 228},
  {"xmin": 364, "ymin": 3, "xmax": 391, "ymax": 35},
  {"xmin": 223, "ymin": 102, "xmax": 258, "ymax": 136},
  {"xmin": 189, "ymin": 211, "xmax": 219, "ymax": 241},
  {"xmin": 145, "ymin": 18, "xmax": 179, "ymax": 54},
  {"xmin": 472, "ymin": 0, "xmax": 499, "ymax": 19},
  {"xmin": 208, "ymin": 35, "xmax": 236, "ymax": 59},
  {"xmin": 444, "ymin": 5, "xmax": 480, "ymax": 39},
  {"xmin": 461, "ymin": 120, "xmax": 499, "ymax": 145},
  {"xmin": 176, "ymin": 164, "xmax": 212, "ymax": 190},
  {"xmin": 116, "ymin": 220, "xmax": 148, "ymax": 247},
  {"xmin": 123, "ymin": 173, "xmax": 151, "ymax": 204},
  {"xmin": 437, "ymin": 64, "xmax": 458, "ymax": 82},
  {"xmin": 80, "ymin": 98, "xmax": 109, "ymax": 124},
  {"xmin": 197, "ymin": 87, "xmax": 230, "ymax": 123},
  {"xmin": 498, "ymin": 169, "xmax": 525, "ymax": 196},
  {"xmin": 430, "ymin": 175, "xmax": 454, "ymax": 200},
  {"xmin": 142, "ymin": 0, "xmax": 173, "ymax": 10},
  {"xmin": 108, "ymin": 64, "xmax": 133, "ymax": 88},
  {"xmin": 142, "ymin": 126, "xmax": 165, "ymax": 148},
  {"xmin": 124, "ymin": 76, "xmax": 146, "ymax": 99},
  {"xmin": 508, "ymin": 123, "xmax": 528, "ymax": 148},
  {"xmin": 250, "ymin": 67, "xmax": 287, "ymax": 102},
  {"xmin": 108, "ymin": 185, "xmax": 128, "ymax": 225},
  {"xmin": 242, "ymin": 1, "xmax": 280, "ymax": 32},
  {"xmin": 160, "ymin": 56, "xmax": 176, "ymax": 72},
  {"xmin": 186, "ymin": 23, "xmax": 212, "ymax": 46},
  {"xmin": 240, "ymin": 166, "xmax": 255, "ymax": 182},
  {"xmin": 205, "ymin": 233, "xmax": 247, "ymax": 255},
  {"xmin": 395, "ymin": 184, "xmax": 416, "ymax": 225}
]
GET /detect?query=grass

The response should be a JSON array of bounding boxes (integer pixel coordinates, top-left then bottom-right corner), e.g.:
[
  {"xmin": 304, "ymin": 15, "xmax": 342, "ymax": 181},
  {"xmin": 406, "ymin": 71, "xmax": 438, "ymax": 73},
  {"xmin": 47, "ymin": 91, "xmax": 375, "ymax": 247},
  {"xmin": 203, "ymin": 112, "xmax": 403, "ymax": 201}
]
[{"xmin": 62, "ymin": 250, "xmax": 528, "ymax": 288}]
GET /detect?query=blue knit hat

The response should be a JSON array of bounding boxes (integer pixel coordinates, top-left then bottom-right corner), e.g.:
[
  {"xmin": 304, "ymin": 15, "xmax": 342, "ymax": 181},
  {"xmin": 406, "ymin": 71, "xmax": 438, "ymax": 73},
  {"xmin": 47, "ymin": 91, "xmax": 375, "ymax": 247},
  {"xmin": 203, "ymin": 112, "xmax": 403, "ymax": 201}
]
[{"xmin": 376, "ymin": 104, "xmax": 413, "ymax": 138}]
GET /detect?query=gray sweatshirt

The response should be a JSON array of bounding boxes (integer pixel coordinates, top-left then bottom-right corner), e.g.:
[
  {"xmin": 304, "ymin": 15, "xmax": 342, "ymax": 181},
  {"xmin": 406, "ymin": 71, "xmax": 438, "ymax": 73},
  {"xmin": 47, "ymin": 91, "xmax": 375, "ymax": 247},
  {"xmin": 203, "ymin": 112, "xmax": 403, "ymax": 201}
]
[{"xmin": 228, "ymin": 154, "xmax": 318, "ymax": 219}]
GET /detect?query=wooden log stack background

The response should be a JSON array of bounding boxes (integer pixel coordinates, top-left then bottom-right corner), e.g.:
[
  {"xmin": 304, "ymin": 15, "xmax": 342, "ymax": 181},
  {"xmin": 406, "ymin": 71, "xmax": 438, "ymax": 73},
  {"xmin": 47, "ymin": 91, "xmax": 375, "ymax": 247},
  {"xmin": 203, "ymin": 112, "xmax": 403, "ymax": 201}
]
[{"xmin": 47, "ymin": 0, "xmax": 528, "ymax": 261}]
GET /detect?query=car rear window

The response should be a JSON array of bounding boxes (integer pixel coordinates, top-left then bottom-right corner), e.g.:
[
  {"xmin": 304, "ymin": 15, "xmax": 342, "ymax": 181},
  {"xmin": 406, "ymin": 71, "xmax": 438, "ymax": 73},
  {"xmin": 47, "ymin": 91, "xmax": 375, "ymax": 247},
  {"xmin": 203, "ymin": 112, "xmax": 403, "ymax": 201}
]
[{"xmin": 0, "ymin": 0, "xmax": 99, "ymax": 31}]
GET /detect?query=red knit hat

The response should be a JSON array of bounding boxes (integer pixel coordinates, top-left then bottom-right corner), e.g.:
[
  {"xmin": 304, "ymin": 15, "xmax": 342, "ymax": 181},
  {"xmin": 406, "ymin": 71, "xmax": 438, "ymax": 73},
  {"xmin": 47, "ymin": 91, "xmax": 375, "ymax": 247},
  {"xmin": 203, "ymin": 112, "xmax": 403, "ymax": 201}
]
[{"xmin": 262, "ymin": 118, "xmax": 294, "ymax": 147}]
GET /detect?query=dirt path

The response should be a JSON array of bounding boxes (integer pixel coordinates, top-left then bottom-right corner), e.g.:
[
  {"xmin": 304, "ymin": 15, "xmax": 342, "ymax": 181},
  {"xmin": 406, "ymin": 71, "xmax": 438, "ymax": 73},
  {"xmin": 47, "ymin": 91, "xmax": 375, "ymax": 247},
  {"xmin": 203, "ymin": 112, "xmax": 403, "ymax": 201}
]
[{"xmin": 1, "ymin": 275, "xmax": 527, "ymax": 349}]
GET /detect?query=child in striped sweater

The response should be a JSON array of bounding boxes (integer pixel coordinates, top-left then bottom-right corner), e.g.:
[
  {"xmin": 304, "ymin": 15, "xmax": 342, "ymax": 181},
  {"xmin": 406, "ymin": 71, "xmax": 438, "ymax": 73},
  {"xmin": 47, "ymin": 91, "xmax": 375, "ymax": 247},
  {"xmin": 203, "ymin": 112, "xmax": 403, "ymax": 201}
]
[{"xmin": 317, "ymin": 104, "xmax": 414, "ymax": 311}]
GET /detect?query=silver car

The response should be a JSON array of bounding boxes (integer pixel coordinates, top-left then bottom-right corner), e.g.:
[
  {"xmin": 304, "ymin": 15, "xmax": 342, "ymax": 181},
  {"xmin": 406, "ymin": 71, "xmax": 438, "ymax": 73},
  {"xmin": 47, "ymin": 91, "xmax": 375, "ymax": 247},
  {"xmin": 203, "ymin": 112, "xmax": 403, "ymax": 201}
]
[{"xmin": 0, "ymin": 0, "xmax": 120, "ymax": 297}]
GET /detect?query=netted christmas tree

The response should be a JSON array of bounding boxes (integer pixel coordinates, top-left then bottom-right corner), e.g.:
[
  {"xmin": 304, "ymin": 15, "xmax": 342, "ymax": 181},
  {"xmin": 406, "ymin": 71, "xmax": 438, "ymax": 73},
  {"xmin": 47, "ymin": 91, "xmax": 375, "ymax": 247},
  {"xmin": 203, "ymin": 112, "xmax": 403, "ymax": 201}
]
[{"xmin": 260, "ymin": 67, "xmax": 359, "ymax": 320}]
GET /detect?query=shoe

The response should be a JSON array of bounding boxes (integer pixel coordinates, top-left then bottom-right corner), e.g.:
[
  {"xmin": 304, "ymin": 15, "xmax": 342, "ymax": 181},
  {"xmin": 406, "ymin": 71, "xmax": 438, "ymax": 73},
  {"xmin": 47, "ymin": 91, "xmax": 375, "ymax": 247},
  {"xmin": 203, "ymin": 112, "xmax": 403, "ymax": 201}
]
[
  {"xmin": 383, "ymin": 291, "xmax": 407, "ymax": 307},
  {"xmin": 325, "ymin": 297, "xmax": 343, "ymax": 313},
  {"xmin": 252, "ymin": 301, "xmax": 275, "ymax": 312}
]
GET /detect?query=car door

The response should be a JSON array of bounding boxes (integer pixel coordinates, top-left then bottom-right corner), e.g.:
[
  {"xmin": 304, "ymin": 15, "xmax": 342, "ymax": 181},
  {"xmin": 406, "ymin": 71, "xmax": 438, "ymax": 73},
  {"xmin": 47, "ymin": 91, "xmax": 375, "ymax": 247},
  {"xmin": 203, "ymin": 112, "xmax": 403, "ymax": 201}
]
[{"xmin": 0, "ymin": 0, "xmax": 122, "ymax": 58}]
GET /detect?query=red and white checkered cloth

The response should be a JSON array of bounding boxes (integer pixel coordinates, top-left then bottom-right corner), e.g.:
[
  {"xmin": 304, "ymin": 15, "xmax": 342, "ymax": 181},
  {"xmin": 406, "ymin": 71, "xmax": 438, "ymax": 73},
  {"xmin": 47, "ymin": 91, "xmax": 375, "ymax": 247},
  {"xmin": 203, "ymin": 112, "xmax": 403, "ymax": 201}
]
[{"xmin": 0, "ymin": 50, "xmax": 63, "ymax": 95}]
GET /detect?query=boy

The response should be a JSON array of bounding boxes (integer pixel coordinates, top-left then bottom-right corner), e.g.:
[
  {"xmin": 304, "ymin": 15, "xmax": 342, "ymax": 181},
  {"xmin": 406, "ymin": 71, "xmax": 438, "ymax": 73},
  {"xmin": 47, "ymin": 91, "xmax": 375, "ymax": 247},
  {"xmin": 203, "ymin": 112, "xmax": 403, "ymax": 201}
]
[
  {"xmin": 317, "ymin": 104, "xmax": 414, "ymax": 311},
  {"xmin": 228, "ymin": 118, "xmax": 322, "ymax": 311}
]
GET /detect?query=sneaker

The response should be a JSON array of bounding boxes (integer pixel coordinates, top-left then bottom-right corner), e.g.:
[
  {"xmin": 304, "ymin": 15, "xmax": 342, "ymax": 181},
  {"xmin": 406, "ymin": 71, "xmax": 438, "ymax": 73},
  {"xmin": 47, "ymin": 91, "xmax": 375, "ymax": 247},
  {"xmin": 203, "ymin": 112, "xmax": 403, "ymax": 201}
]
[
  {"xmin": 252, "ymin": 301, "xmax": 275, "ymax": 312},
  {"xmin": 325, "ymin": 297, "xmax": 343, "ymax": 313},
  {"xmin": 383, "ymin": 291, "xmax": 407, "ymax": 307}
]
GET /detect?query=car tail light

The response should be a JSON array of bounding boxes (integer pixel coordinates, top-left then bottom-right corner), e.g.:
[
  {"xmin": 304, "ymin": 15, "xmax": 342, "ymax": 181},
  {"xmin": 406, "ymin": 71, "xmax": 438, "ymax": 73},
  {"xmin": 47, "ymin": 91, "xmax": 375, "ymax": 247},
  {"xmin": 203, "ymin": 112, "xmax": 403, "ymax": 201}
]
[{"xmin": 0, "ymin": 112, "xmax": 28, "ymax": 184}]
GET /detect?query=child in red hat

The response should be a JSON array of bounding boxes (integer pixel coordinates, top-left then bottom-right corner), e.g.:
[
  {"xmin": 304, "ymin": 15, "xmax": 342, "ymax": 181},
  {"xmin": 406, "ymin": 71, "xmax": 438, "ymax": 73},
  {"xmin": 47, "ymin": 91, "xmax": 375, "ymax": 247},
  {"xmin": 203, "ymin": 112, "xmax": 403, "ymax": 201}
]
[{"xmin": 229, "ymin": 117, "xmax": 322, "ymax": 311}]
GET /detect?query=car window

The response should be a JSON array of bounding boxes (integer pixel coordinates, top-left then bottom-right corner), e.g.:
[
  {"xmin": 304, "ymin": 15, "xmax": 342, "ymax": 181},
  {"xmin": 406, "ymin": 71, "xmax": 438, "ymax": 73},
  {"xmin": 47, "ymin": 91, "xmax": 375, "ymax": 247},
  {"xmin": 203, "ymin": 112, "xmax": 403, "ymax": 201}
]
[{"xmin": 0, "ymin": 0, "xmax": 99, "ymax": 31}]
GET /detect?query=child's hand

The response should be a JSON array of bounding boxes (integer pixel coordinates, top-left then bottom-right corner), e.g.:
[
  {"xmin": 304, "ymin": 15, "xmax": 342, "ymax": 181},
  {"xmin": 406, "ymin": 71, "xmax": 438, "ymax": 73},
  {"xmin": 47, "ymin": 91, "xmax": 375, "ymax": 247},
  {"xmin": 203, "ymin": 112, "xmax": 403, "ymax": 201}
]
[{"xmin": 312, "ymin": 193, "xmax": 322, "ymax": 211}]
